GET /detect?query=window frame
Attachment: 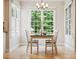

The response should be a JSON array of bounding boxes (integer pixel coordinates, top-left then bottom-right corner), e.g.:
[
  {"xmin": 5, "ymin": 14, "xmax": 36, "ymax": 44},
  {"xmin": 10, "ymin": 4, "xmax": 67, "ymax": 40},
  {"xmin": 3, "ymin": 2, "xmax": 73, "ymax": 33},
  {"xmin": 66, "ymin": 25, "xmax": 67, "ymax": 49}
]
[
  {"xmin": 31, "ymin": 9, "xmax": 55, "ymax": 35},
  {"xmin": 64, "ymin": 0, "xmax": 72, "ymax": 41},
  {"xmin": 65, "ymin": 4, "xmax": 72, "ymax": 36}
]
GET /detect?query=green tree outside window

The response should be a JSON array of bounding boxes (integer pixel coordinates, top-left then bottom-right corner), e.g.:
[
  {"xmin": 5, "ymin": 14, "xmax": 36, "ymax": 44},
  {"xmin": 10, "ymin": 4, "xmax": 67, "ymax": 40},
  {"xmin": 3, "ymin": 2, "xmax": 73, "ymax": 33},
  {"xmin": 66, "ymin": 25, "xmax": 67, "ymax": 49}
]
[
  {"xmin": 31, "ymin": 10, "xmax": 54, "ymax": 35},
  {"xmin": 31, "ymin": 11, "xmax": 41, "ymax": 34},
  {"xmin": 43, "ymin": 11, "xmax": 54, "ymax": 34}
]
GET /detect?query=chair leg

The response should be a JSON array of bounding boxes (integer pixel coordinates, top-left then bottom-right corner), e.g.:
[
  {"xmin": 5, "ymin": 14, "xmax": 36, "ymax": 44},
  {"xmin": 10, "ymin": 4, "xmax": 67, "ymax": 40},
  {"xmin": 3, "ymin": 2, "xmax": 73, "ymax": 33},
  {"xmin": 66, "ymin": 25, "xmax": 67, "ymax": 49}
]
[
  {"xmin": 55, "ymin": 44, "xmax": 57, "ymax": 54},
  {"xmin": 45, "ymin": 43, "xmax": 47, "ymax": 53},
  {"xmin": 52, "ymin": 43, "xmax": 53, "ymax": 54},
  {"xmin": 30, "ymin": 38, "xmax": 32, "ymax": 54},
  {"xmin": 37, "ymin": 42, "xmax": 39, "ymax": 54},
  {"xmin": 26, "ymin": 43, "xmax": 29, "ymax": 54}
]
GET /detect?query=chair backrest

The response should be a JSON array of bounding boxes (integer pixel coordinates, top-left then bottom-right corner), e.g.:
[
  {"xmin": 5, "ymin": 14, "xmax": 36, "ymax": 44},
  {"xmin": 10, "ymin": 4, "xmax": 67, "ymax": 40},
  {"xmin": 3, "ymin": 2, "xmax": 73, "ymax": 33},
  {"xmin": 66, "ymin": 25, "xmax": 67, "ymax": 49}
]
[
  {"xmin": 54, "ymin": 30, "xmax": 58, "ymax": 43},
  {"xmin": 25, "ymin": 30, "xmax": 29, "ymax": 43}
]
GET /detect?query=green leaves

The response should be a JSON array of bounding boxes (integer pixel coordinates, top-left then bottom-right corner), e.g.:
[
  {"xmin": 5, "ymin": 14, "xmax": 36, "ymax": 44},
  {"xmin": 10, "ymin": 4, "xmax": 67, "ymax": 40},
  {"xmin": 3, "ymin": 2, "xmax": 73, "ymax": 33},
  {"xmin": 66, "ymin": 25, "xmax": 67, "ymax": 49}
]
[
  {"xmin": 31, "ymin": 11, "xmax": 41, "ymax": 33},
  {"xmin": 43, "ymin": 11, "xmax": 54, "ymax": 34},
  {"xmin": 31, "ymin": 11, "xmax": 54, "ymax": 34}
]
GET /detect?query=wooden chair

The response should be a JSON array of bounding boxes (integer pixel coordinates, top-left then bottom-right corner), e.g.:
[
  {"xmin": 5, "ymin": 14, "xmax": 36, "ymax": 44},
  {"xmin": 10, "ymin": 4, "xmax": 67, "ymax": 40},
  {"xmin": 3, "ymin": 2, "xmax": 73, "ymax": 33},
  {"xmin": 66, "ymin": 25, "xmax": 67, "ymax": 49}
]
[
  {"xmin": 25, "ymin": 30, "xmax": 39, "ymax": 54},
  {"xmin": 45, "ymin": 31, "xmax": 58, "ymax": 54}
]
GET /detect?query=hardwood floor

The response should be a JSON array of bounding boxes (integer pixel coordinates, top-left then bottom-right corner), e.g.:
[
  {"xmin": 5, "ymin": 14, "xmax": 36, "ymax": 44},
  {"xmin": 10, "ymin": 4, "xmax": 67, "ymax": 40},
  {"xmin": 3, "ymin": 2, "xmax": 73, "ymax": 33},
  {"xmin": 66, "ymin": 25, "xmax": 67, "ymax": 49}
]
[{"xmin": 4, "ymin": 45, "xmax": 76, "ymax": 59}]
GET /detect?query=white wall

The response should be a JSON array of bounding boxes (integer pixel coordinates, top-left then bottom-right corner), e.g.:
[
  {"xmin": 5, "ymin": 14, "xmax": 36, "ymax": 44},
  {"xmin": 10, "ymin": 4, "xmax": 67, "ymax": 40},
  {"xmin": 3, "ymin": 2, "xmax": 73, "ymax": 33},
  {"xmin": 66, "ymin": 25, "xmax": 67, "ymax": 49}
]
[
  {"xmin": 71, "ymin": 0, "xmax": 76, "ymax": 51},
  {"xmin": 20, "ymin": 1, "xmax": 64, "ymax": 45},
  {"xmin": 3, "ymin": 32, "xmax": 6, "ymax": 53}
]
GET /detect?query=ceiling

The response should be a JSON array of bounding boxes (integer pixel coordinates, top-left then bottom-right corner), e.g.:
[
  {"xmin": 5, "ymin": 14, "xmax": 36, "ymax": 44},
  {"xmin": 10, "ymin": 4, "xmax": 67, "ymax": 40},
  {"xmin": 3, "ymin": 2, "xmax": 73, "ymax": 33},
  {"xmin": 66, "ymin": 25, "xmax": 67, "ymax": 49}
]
[{"xmin": 19, "ymin": 0, "xmax": 64, "ymax": 2}]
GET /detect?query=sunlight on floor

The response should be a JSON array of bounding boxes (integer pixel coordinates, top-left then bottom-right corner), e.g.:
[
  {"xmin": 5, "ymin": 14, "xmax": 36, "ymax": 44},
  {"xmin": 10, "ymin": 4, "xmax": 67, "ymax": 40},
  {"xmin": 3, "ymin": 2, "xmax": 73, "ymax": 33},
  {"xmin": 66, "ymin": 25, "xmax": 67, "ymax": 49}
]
[{"xmin": 4, "ymin": 46, "xmax": 75, "ymax": 59}]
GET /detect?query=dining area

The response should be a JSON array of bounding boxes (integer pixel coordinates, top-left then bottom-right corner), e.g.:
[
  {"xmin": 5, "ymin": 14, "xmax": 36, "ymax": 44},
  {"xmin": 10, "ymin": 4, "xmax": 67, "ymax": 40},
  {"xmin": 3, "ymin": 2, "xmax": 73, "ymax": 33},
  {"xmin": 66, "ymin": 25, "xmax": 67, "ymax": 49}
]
[
  {"xmin": 24, "ymin": 10, "xmax": 59, "ymax": 54},
  {"xmin": 25, "ymin": 30, "xmax": 58, "ymax": 54},
  {"xmin": 3, "ymin": 0, "xmax": 76, "ymax": 59}
]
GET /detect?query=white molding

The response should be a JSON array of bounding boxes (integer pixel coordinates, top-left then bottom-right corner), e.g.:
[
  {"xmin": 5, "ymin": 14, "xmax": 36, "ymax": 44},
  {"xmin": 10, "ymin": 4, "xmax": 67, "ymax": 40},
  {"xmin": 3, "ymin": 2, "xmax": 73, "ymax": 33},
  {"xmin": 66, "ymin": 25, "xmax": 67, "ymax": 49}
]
[
  {"xmin": 64, "ymin": 0, "xmax": 72, "ymax": 9},
  {"xmin": 9, "ymin": 44, "xmax": 19, "ymax": 52},
  {"xmin": 56, "ymin": 43, "xmax": 64, "ymax": 46},
  {"xmin": 30, "ymin": 7, "xmax": 56, "ymax": 31},
  {"xmin": 19, "ymin": 43, "xmax": 27, "ymax": 46},
  {"xmin": 20, "ymin": 0, "xmax": 64, "ymax": 2},
  {"xmin": 65, "ymin": 43, "xmax": 75, "ymax": 52}
]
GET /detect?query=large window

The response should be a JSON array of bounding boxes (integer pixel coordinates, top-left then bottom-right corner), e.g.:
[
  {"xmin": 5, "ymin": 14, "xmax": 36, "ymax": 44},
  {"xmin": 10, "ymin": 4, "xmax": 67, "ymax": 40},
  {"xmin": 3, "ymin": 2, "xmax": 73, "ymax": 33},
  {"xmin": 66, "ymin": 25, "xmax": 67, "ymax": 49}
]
[
  {"xmin": 31, "ymin": 10, "xmax": 54, "ymax": 35},
  {"xmin": 65, "ymin": 5, "xmax": 71, "ymax": 35}
]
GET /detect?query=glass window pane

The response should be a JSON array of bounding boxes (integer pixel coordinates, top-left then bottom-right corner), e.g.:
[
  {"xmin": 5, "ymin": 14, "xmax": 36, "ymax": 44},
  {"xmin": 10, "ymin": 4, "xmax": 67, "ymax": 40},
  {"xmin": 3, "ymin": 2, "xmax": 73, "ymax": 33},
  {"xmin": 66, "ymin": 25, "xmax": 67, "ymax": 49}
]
[
  {"xmin": 65, "ymin": 5, "xmax": 71, "ymax": 35},
  {"xmin": 43, "ymin": 11, "xmax": 54, "ymax": 34},
  {"xmin": 31, "ymin": 11, "xmax": 41, "ymax": 34}
]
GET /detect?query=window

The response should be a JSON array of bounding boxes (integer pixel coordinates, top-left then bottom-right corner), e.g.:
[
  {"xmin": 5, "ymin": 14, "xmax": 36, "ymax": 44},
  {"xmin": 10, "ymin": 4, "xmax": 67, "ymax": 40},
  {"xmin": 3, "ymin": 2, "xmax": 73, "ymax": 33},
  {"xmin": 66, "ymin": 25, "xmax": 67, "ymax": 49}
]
[
  {"xmin": 31, "ymin": 10, "xmax": 54, "ymax": 35},
  {"xmin": 31, "ymin": 11, "xmax": 41, "ymax": 33},
  {"xmin": 43, "ymin": 11, "xmax": 54, "ymax": 34},
  {"xmin": 65, "ymin": 5, "xmax": 71, "ymax": 35}
]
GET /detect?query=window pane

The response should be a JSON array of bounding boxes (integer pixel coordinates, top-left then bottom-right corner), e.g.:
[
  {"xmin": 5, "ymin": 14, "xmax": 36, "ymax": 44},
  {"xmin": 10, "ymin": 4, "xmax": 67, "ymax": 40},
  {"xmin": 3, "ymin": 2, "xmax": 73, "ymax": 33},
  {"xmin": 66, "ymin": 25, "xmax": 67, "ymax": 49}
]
[
  {"xmin": 65, "ymin": 5, "xmax": 71, "ymax": 35},
  {"xmin": 68, "ymin": 5, "xmax": 71, "ymax": 35},
  {"xmin": 31, "ymin": 11, "xmax": 41, "ymax": 34},
  {"xmin": 43, "ymin": 11, "xmax": 54, "ymax": 34}
]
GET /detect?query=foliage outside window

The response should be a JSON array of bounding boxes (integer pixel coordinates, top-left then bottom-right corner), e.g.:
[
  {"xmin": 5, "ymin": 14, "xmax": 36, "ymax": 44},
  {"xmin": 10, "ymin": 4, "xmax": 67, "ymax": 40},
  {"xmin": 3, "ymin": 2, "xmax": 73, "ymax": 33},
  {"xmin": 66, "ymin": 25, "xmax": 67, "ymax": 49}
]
[
  {"xmin": 31, "ymin": 11, "xmax": 41, "ymax": 34},
  {"xmin": 43, "ymin": 11, "xmax": 54, "ymax": 34},
  {"xmin": 31, "ymin": 10, "xmax": 54, "ymax": 35}
]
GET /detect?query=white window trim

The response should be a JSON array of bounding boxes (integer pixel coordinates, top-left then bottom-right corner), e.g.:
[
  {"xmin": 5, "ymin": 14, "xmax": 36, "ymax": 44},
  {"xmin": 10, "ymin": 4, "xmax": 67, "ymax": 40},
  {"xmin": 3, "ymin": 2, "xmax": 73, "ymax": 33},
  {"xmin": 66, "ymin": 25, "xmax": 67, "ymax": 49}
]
[
  {"xmin": 64, "ymin": 0, "xmax": 73, "ymax": 9},
  {"xmin": 30, "ymin": 8, "xmax": 56, "ymax": 32},
  {"xmin": 64, "ymin": 0, "xmax": 72, "ymax": 38}
]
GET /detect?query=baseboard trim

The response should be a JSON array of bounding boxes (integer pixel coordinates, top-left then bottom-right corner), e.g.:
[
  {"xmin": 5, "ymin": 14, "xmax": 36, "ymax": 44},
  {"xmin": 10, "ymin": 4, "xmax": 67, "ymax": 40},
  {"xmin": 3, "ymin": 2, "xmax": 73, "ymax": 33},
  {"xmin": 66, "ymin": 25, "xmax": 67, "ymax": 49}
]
[
  {"xmin": 57, "ymin": 43, "xmax": 64, "ymax": 46},
  {"xmin": 65, "ymin": 44, "xmax": 75, "ymax": 51},
  {"xmin": 10, "ymin": 44, "xmax": 19, "ymax": 52},
  {"xmin": 19, "ymin": 43, "xmax": 27, "ymax": 46}
]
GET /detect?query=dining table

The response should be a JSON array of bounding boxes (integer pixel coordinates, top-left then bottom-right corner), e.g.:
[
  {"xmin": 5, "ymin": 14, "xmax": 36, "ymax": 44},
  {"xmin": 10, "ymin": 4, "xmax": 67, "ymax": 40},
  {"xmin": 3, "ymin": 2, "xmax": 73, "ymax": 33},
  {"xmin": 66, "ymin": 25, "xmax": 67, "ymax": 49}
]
[{"xmin": 30, "ymin": 34, "xmax": 54, "ymax": 54}]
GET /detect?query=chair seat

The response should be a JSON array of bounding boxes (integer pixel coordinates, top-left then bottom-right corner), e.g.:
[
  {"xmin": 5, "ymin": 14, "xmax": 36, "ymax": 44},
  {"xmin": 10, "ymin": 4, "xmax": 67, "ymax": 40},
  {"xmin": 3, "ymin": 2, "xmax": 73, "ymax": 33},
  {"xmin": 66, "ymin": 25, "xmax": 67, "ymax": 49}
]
[
  {"xmin": 29, "ymin": 40, "xmax": 38, "ymax": 43},
  {"xmin": 28, "ymin": 40, "xmax": 38, "ymax": 47},
  {"xmin": 46, "ymin": 40, "xmax": 52, "ymax": 42},
  {"xmin": 46, "ymin": 40, "xmax": 56, "ymax": 44}
]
